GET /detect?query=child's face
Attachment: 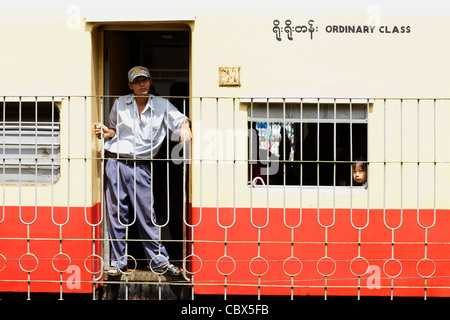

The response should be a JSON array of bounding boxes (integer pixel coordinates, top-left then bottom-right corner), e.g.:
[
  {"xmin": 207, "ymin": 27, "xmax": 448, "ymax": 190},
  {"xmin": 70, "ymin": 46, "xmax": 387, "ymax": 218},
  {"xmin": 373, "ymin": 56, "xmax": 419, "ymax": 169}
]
[{"xmin": 353, "ymin": 163, "xmax": 367, "ymax": 184}]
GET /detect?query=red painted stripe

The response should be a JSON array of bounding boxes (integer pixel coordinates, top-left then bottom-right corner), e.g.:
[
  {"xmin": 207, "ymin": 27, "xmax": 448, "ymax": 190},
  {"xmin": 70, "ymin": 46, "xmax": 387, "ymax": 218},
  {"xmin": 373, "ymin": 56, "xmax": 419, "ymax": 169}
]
[
  {"xmin": 189, "ymin": 207, "xmax": 450, "ymax": 297},
  {"xmin": 0, "ymin": 204, "xmax": 101, "ymax": 293}
]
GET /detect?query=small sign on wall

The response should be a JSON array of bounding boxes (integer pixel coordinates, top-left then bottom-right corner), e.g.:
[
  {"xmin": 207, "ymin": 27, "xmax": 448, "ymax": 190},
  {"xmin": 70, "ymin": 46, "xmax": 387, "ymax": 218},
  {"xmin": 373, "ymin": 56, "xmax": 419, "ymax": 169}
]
[{"xmin": 219, "ymin": 67, "xmax": 241, "ymax": 87}]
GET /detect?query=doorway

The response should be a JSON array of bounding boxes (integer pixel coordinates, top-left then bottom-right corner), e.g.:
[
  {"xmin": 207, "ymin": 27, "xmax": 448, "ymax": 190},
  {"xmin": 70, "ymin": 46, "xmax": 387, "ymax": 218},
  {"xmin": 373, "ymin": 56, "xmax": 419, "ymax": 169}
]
[
  {"xmin": 103, "ymin": 30, "xmax": 190, "ymax": 109},
  {"xmin": 103, "ymin": 29, "xmax": 190, "ymax": 269}
]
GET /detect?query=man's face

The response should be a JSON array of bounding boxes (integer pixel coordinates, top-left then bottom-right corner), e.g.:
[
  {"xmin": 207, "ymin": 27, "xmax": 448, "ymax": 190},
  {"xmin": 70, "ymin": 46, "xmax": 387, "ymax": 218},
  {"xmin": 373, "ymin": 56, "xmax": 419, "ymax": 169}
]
[{"xmin": 128, "ymin": 76, "xmax": 151, "ymax": 96}]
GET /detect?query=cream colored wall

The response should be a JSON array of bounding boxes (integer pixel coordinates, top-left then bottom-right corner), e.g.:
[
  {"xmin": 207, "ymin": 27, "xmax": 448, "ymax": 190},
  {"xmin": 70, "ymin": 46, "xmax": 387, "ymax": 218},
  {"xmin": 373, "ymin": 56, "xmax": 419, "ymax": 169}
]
[
  {"xmin": 1, "ymin": 4, "xmax": 447, "ymax": 98},
  {"xmin": 0, "ymin": 18, "xmax": 91, "ymax": 96},
  {"xmin": 0, "ymin": 8, "xmax": 97, "ymax": 207},
  {"xmin": 1, "ymin": 97, "xmax": 98, "ymax": 207},
  {"xmin": 188, "ymin": 10, "xmax": 450, "ymax": 210},
  {"xmin": 368, "ymin": 99, "xmax": 450, "ymax": 210},
  {"xmin": 0, "ymin": 2, "xmax": 449, "ymax": 210},
  {"xmin": 190, "ymin": 97, "xmax": 450, "ymax": 210},
  {"xmin": 191, "ymin": 13, "xmax": 450, "ymax": 99}
]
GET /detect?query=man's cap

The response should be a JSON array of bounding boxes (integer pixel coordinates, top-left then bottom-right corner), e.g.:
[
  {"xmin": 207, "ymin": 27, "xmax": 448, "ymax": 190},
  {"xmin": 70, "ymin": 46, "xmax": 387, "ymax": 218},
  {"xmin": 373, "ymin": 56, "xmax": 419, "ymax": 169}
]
[{"xmin": 128, "ymin": 66, "xmax": 151, "ymax": 83}]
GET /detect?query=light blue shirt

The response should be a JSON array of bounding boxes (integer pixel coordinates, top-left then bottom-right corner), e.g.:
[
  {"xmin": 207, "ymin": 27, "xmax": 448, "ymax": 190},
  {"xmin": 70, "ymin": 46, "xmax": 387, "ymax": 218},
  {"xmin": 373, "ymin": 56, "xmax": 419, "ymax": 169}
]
[{"xmin": 104, "ymin": 94, "xmax": 188, "ymax": 159}]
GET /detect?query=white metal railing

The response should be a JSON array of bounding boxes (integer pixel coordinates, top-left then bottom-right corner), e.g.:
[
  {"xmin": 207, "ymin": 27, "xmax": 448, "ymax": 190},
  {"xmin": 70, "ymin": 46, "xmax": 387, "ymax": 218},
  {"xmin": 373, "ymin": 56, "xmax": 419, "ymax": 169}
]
[{"xmin": 0, "ymin": 96, "xmax": 449, "ymax": 301}]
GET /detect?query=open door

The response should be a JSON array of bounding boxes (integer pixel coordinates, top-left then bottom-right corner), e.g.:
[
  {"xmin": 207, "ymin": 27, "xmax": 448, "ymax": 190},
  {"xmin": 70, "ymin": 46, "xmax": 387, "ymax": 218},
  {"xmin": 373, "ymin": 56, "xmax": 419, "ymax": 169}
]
[{"xmin": 103, "ymin": 29, "xmax": 190, "ymax": 269}]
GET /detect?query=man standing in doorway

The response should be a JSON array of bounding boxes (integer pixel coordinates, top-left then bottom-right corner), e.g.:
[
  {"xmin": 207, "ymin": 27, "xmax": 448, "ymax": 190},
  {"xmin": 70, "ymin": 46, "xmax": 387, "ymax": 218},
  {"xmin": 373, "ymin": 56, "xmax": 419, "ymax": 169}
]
[{"xmin": 95, "ymin": 66, "xmax": 192, "ymax": 276}]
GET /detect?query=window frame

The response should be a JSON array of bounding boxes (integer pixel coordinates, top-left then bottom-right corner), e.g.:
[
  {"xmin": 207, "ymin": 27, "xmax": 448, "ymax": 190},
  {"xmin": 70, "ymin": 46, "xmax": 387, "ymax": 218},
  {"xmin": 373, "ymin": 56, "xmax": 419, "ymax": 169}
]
[
  {"xmin": 0, "ymin": 97, "xmax": 61, "ymax": 185},
  {"xmin": 246, "ymin": 98, "xmax": 370, "ymax": 189}
]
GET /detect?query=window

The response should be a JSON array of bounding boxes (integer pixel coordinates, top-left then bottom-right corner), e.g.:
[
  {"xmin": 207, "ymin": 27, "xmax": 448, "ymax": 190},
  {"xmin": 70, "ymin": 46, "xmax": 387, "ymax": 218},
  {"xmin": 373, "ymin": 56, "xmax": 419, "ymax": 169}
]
[
  {"xmin": 248, "ymin": 99, "xmax": 368, "ymax": 187},
  {"xmin": 0, "ymin": 99, "xmax": 60, "ymax": 184}
]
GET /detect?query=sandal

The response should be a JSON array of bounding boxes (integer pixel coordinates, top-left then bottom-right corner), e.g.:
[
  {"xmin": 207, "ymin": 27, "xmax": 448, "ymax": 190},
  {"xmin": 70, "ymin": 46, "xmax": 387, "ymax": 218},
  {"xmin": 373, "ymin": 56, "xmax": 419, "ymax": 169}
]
[
  {"xmin": 153, "ymin": 263, "xmax": 183, "ymax": 276},
  {"xmin": 107, "ymin": 265, "xmax": 126, "ymax": 276}
]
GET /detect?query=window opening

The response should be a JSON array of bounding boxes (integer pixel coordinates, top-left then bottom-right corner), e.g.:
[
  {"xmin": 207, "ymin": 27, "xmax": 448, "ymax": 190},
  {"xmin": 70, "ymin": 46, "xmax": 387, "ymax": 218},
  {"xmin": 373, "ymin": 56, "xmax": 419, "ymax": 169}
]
[
  {"xmin": 248, "ymin": 101, "xmax": 368, "ymax": 187},
  {"xmin": 0, "ymin": 101, "xmax": 60, "ymax": 184}
]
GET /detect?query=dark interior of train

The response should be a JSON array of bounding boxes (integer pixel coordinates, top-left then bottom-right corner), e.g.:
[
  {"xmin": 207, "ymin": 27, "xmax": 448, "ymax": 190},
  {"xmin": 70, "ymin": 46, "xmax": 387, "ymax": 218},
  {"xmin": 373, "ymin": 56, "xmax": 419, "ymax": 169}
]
[{"xmin": 103, "ymin": 30, "xmax": 190, "ymax": 268}]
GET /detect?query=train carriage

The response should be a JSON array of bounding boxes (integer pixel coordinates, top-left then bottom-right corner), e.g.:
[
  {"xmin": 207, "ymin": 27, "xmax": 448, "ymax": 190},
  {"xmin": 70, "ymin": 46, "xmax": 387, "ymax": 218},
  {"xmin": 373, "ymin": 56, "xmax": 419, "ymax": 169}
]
[{"xmin": 0, "ymin": 0, "xmax": 450, "ymax": 300}]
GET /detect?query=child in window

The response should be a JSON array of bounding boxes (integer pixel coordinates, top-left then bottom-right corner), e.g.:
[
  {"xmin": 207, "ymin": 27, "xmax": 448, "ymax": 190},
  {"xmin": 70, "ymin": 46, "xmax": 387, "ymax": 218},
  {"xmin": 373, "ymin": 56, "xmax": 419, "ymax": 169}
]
[{"xmin": 352, "ymin": 159, "xmax": 367, "ymax": 188}]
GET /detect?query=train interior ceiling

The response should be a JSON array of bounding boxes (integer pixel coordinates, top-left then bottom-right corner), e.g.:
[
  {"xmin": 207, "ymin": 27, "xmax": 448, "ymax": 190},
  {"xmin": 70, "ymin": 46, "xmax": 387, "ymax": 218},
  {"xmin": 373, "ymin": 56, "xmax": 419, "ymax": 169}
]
[{"xmin": 103, "ymin": 30, "xmax": 190, "ymax": 267}]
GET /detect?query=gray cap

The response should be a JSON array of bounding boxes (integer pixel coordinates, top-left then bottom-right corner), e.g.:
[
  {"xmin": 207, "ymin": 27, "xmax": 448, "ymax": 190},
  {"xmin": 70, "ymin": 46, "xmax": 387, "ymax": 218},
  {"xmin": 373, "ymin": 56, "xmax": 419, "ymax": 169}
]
[{"xmin": 128, "ymin": 66, "xmax": 151, "ymax": 83}]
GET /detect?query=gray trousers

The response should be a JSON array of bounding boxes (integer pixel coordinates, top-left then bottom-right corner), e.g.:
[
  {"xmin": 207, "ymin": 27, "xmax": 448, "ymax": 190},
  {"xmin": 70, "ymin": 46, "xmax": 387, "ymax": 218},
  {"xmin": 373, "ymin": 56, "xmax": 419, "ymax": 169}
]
[{"xmin": 105, "ymin": 159, "xmax": 169, "ymax": 269}]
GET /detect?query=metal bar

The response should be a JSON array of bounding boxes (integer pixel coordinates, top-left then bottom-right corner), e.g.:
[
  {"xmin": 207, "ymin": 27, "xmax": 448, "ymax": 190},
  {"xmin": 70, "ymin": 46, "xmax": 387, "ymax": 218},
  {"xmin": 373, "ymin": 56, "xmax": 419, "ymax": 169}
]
[
  {"xmin": 1, "ymin": 97, "xmax": 5, "ymax": 224},
  {"xmin": 0, "ymin": 95, "xmax": 448, "ymax": 301}
]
